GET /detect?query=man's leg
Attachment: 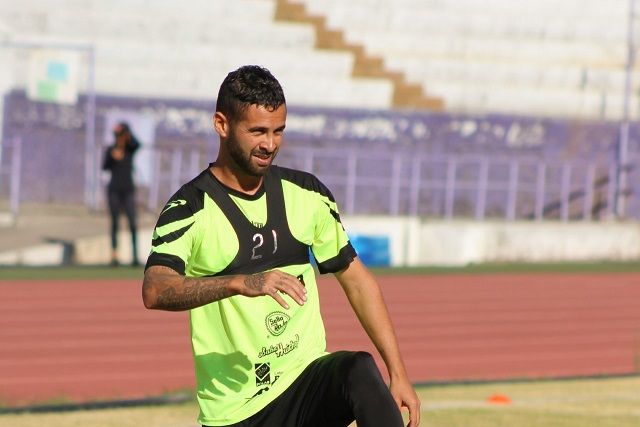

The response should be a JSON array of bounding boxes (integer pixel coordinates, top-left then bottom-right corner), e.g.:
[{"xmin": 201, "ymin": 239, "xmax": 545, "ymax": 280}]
[
  {"xmin": 123, "ymin": 190, "xmax": 139, "ymax": 265},
  {"xmin": 254, "ymin": 351, "xmax": 403, "ymax": 427},
  {"xmin": 203, "ymin": 351, "xmax": 403, "ymax": 427},
  {"xmin": 107, "ymin": 190, "xmax": 121, "ymax": 266},
  {"xmin": 312, "ymin": 351, "xmax": 404, "ymax": 427}
]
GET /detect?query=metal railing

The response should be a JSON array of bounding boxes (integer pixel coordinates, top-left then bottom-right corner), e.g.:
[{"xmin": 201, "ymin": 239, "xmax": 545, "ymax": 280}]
[
  {"xmin": 144, "ymin": 145, "xmax": 633, "ymax": 221},
  {"xmin": 2, "ymin": 138, "xmax": 632, "ymax": 222},
  {"xmin": 0, "ymin": 137, "xmax": 23, "ymax": 220}
]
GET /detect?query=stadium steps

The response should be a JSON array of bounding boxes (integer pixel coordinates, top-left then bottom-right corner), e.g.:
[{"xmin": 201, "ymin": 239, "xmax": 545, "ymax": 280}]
[
  {"xmin": 273, "ymin": 0, "xmax": 443, "ymax": 111},
  {"xmin": 297, "ymin": 0, "xmax": 636, "ymax": 120}
]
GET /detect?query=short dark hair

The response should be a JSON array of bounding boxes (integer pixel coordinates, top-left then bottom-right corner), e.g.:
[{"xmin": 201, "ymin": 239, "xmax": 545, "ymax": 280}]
[
  {"xmin": 215, "ymin": 65, "xmax": 286, "ymax": 122},
  {"xmin": 118, "ymin": 122, "xmax": 131, "ymax": 135}
]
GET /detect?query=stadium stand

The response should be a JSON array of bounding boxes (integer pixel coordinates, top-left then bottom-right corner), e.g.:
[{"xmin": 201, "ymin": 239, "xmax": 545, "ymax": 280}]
[
  {"xmin": 0, "ymin": 0, "xmax": 394, "ymax": 109},
  {"xmin": 2, "ymin": 0, "xmax": 635, "ymax": 116},
  {"xmin": 295, "ymin": 0, "xmax": 636, "ymax": 119}
]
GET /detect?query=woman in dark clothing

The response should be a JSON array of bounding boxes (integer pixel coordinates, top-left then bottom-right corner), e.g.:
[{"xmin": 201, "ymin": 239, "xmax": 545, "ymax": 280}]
[{"xmin": 102, "ymin": 122, "xmax": 140, "ymax": 266}]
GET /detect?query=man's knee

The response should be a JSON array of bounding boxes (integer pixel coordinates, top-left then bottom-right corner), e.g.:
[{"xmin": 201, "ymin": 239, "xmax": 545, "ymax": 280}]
[
  {"xmin": 342, "ymin": 352, "xmax": 403, "ymax": 426},
  {"xmin": 346, "ymin": 352, "xmax": 383, "ymax": 386}
]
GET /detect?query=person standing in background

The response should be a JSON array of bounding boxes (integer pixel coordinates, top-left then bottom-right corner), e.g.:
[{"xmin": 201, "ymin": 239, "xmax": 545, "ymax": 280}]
[{"xmin": 102, "ymin": 122, "xmax": 140, "ymax": 266}]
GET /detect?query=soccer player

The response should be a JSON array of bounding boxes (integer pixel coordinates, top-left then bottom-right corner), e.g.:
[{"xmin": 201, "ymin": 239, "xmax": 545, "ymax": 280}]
[{"xmin": 142, "ymin": 65, "xmax": 420, "ymax": 427}]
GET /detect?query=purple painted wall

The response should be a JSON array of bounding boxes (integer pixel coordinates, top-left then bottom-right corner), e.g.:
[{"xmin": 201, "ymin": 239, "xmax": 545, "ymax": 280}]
[{"xmin": 2, "ymin": 90, "xmax": 639, "ymax": 218}]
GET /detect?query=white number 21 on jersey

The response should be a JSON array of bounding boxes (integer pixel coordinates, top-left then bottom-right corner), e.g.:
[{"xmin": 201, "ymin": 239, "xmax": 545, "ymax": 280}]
[{"xmin": 251, "ymin": 230, "xmax": 278, "ymax": 260}]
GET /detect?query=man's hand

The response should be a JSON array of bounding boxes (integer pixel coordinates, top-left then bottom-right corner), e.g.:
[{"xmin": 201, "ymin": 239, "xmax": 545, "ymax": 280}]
[
  {"xmin": 391, "ymin": 377, "xmax": 421, "ymax": 426},
  {"xmin": 111, "ymin": 146, "xmax": 124, "ymax": 160},
  {"xmin": 239, "ymin": 271, "xmax": 307, "ymax": 309}
]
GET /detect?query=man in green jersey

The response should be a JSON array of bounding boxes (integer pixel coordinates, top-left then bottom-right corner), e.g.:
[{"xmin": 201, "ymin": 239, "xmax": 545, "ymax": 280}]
[{"xmin": 143, "ymin": 65, "xmax": 420, "ymax": 427}]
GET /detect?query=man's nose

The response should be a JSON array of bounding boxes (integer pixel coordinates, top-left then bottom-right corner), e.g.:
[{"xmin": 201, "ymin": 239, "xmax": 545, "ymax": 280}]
[{"xmin": 260, "ymin": 133, "xmax": 277, "ymax": 152}]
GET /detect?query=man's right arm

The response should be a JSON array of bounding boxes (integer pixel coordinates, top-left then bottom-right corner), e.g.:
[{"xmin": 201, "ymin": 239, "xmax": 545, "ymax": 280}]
[
  {"xmin": 142, "ymin": 265, "xmax": 239, "ymax": 311},
  {"xmin": 142, "ymin": 265, "xmax": 307, "ymax": 311},
  {"xmin": 102, "ymin": 147, "xmax": 114, "ymax": 171}
]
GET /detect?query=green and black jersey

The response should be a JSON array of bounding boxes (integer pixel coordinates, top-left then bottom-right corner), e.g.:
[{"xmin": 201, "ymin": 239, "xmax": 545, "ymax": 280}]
[{"xmin": 146, "ymin": 165, "xmax": 357, "ymax": 426}]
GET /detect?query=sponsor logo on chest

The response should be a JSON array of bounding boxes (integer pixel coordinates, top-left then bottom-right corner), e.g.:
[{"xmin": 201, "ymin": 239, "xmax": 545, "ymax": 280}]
[{"xmin": 265, "ymin": 311, "xmax": 290, "ymax": 336}]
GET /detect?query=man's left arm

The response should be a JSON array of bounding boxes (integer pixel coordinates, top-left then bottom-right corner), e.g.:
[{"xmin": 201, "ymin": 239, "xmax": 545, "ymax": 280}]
[
  {"xmin": 334, "ymin": 257, "xmax": 421, "ymax": 427},
  {"xmin": 127, "ymin": 135, "xmax": 141, "ymax": 153}
]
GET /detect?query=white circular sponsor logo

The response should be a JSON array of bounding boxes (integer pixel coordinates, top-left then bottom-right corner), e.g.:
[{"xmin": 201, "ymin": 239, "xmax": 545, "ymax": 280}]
[{"xmin": 265, "ymin": 311, "xmax": 290, "ymax": 336}]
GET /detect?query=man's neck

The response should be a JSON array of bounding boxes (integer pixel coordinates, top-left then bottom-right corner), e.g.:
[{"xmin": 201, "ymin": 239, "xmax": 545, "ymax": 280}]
[{"xmin": 210, "ymin": 163, "xmax": 264, "ymax": 195}]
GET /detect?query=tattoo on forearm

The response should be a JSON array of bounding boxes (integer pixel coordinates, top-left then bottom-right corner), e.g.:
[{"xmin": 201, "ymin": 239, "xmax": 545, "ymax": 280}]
[
  {"xmin": 156, "ymin": 276, "xmax": 234, "ymax": 311},
  {"xmin": 245, "ymin": 273, "xmax": 266, "ymax": 291}
]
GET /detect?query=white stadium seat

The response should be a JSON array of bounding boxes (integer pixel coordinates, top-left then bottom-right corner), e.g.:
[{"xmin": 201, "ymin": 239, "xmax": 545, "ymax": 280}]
[
  {"xmin": 299, "ymin": 0, "xmax": 636, "ymax": 119},
  {"xmin": 0, "ymin": 0, "xmax": 393, "ymax": 109},
  {"xmin": 1, "ymin": 0, "xmax": 638, "ymax": 118}
]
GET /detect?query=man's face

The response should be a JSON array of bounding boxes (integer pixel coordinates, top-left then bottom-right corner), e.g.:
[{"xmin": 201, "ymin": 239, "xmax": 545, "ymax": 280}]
[{"xmin": 224, "ymin": 104, "xmax": 286, "ymax": 177}]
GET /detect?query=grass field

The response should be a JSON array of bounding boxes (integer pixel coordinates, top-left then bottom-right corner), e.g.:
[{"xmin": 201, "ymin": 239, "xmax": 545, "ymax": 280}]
[
  {"xmin": 1, "ymin": 260, "xmax": 640, "ymax": 280},
  {"xmin": 2, "ymin": 376, "xmax": 640, "ymax": 427}
]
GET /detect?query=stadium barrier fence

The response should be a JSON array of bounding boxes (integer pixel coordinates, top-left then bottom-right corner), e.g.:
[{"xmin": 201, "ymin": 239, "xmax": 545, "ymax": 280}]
[{"xmin": 142, "ymin": 145, "xmax": 630, "ymax": 222}]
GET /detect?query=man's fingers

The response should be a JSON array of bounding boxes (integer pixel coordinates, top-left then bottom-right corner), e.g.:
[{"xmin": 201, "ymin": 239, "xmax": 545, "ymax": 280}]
[
  {"xmin": 271, "ymin": 272, "xmax": 307, "ymax": 306},
  {"xmin": 269, "ymin": 290, "xmax": 290, "ymax": 309},
  {"xmin": 408, "ymin": 400, "xmax": 421, "ymax": 427},
  {"xmin": 270, "ymin": 283, "xmax": 307, "ymax": 308},
  {"xmin": 282, "ymin": 281, "xmax": 307, "ymax": 305},
  {"xmin": 243, "ymin": 271, "xmax": 307, "ymax": 307}
]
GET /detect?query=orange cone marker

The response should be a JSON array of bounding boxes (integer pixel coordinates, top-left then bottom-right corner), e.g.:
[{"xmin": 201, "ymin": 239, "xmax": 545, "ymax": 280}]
[{"xmin": 487, "ymin": 394, "xmax": 512, "ymax": 405}]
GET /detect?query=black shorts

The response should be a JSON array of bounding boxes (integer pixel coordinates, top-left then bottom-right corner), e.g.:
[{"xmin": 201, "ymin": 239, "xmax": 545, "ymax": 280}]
[{"xmin": 204, "ymin": 351, "xmax": 403, "ymax": 427}]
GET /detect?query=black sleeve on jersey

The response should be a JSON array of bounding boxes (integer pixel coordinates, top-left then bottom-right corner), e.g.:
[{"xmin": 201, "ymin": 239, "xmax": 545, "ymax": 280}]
[
  {"xmin": 315, "ymin": 242, "xmax": 357, "ymax": 274},
  {"xmin": 151, "ymin": 222, "xmax": 194, "ymax": 247},
  {"xmin": 145, "ymin": 172, "xmax": 208, "ymax": 275},
  {"xmin": 144, "ymin": 252, "xmax": 186, "ymax": 275},
  {"xmin": 155, "ymin": 182, "xmax": 205, "ymax": 228},
  {"xmin": 278, "ymin": 166, "xmax": 355, "ymax": 273}
]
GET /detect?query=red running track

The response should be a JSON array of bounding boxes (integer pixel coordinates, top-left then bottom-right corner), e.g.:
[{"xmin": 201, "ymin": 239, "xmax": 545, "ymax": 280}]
[{"xmin": 1, "ymin": 272, "xmax": 640, "ymax": 406}]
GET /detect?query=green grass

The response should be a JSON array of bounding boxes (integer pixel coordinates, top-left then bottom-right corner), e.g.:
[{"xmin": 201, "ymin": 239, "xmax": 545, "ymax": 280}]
[
  {"xmin": 0, "ymin": 265, "xmax": 145, "ymax": 280},
  {"xmin": 1, "ymin": 260, "xmax": 639, "ymax": 281},
  {"xmin": 370, "ymin": 260, "xmax": 640, "ymax": 276},
  {"xmin": 418, "ymin": 375, "xmax": 640, "ymax": 427},
  {"xmin": 2, "ymin": 376, "xmax": 639, "ymax": 427}
]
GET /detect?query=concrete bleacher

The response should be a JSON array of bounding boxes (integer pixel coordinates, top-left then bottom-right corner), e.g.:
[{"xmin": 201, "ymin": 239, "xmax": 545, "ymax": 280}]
[
  {"xmin": 6, "ymin": 0, "xmax": 632, "ymax": 117},
  {"xmin": 297, "ymin": 0, "xmax": 636, "ymax": 119},
  {"xmin": 0, "ymin": 0, "xmax": 393, "ymax": 109}
]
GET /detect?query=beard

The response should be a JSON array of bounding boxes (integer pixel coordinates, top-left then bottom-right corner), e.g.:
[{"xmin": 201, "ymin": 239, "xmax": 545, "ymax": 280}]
[{"xmin": 227, "ymin": 132, "xmax": 278, "ymax": 177}]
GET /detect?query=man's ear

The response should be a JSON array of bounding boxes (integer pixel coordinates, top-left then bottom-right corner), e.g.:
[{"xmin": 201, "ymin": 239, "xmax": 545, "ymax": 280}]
[{"xmin": 213, "ymin": 112, "xmax": 229, "ymax": 138}]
